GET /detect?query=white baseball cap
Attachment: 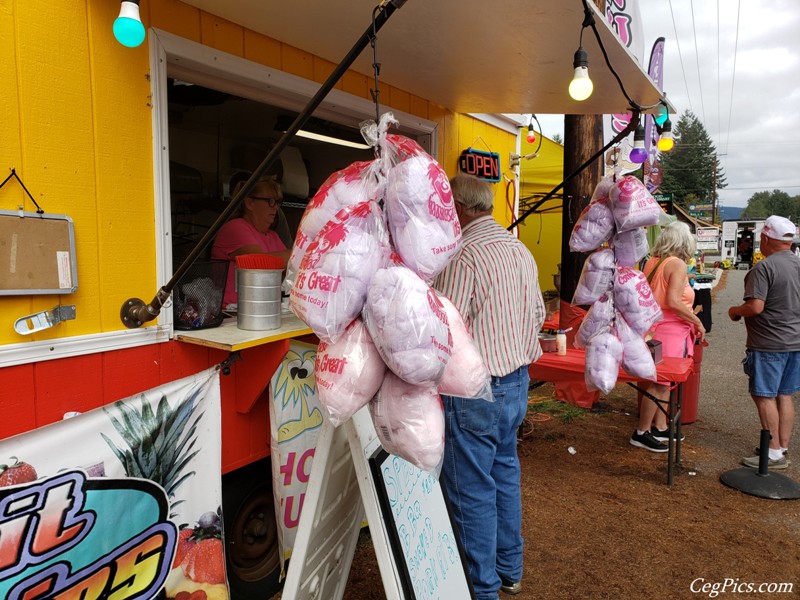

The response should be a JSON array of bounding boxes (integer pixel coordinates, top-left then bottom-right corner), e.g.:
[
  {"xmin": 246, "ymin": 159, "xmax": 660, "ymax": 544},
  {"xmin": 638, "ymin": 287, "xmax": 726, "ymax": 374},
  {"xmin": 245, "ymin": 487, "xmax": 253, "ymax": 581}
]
[{"xmin": 762, "ymin": 215, "xmax": 796, "ymax": 241}]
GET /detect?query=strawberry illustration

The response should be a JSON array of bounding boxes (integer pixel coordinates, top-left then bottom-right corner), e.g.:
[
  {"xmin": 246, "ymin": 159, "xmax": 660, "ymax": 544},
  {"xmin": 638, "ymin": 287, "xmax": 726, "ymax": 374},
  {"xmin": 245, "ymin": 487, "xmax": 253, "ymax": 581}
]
[
  {"xmin": 174, "ymin": 592, "xmax": 206, "ymax": 600},
  {"xmin": 182, "ymin": 538, "xmax": 225, "ymax": 584},
  {"xmin": 172, "ymin": 528, "xmax": 197, "ymax": 569},
  {"xmin": 0, "ymin": 458, "xmax": 37, "ymax": 487}
]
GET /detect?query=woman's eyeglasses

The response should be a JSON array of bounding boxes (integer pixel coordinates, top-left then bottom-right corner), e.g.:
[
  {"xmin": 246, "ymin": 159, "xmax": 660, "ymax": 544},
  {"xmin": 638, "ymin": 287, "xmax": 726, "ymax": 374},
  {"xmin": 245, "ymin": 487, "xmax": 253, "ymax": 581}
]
[{"xmin": 249, "ymin": 196, "xmax": 282, "ymax": 207}]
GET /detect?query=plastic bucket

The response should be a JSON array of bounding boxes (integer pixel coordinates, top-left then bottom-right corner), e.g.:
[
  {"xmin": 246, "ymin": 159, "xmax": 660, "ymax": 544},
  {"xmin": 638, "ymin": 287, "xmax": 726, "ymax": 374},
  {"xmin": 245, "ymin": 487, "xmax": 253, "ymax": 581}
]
[{"xmin": 237, "ymin": 269, "xmax": 282, "ymax": 331}]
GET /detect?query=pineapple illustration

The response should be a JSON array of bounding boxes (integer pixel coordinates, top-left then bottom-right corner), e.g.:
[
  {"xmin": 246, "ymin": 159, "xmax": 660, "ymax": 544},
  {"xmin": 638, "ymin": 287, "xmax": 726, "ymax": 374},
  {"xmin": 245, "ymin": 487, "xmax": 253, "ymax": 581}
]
[{"xmin": 101, "ymin": 385, "xmax": 205, "ymax": 518}]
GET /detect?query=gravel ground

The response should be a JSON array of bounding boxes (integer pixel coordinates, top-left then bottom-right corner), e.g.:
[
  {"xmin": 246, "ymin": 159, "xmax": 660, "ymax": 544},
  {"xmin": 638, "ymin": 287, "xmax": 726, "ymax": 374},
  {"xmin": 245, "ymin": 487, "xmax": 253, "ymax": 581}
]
[{"xmin": 691, "ymin": 268, "xmax": 799, "ymax": 471}]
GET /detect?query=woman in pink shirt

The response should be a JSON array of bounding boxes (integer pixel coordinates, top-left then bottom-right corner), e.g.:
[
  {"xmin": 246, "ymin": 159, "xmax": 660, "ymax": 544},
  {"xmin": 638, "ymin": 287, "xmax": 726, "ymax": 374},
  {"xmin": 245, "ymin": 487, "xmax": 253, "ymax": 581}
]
[
  {"xmin": 631, "ymin": 221, "xmax": 706, "ymax": 452},
  {"xmin": 211, "ymin": 177, "xmax": 290, "ymax": 307}
]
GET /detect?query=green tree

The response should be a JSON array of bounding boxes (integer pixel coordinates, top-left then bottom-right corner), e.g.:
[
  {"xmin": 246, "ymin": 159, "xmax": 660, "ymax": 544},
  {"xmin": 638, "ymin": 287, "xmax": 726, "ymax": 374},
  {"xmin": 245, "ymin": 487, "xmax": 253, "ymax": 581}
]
[
  {"xmin": 659, "ymin": 110, "xmax": 726, "ymax": 217},
  {"xmin": 740, "ymin": 189, "xmax": 800, "ymax": 220}
]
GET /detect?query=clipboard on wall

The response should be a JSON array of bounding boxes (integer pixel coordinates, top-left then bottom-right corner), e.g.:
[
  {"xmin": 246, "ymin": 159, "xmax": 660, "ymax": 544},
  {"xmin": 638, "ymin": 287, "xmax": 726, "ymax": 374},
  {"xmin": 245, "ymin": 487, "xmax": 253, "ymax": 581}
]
[{"xmin": 0, "ymin": 209, "xmax": 78, "ymax": 295}]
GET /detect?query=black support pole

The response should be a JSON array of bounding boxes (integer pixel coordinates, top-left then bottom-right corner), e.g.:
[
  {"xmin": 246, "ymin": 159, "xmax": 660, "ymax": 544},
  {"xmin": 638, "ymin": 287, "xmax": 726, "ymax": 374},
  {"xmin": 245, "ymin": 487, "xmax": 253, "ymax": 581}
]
[{"xmin": 121, "ymin": 0, "xmax": 408, "ymax": 328}]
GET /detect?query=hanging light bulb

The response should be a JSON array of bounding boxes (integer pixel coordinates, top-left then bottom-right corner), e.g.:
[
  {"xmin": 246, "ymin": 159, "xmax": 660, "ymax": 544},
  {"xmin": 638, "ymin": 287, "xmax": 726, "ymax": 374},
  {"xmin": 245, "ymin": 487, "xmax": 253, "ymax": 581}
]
[
  {"xmin": 654, "ymin": 103, "xmax": 669, "ymax": 126},
  {"xmin": 657, "ymin": 119, "xmax": 674, "ymax": 152},
  {"xmin": 526, "ymin": 123, "xmax": 537, "ymax": 144},
  {"xmin": 568, "ymin": 47, "xmax": 593, "ymax": 101},
  {"xmin": 113, "ymin": 0, "xmax": 146, "ymax": 48},
  {"xmin": 629, "ymin": 122, "xmax": 648, "ymax": 164}
]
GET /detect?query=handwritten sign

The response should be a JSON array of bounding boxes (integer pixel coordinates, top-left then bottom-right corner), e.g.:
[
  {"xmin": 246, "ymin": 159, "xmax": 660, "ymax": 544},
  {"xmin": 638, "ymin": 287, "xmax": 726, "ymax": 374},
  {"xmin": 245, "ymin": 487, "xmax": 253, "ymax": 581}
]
[{"xmin": 369, "ymin": 449, "xmax": 474, "ymax": 600}]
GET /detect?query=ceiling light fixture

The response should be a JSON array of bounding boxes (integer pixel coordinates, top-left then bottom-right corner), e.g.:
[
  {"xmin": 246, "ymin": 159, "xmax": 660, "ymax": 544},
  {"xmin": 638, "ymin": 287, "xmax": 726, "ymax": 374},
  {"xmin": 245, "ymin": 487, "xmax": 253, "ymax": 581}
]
[
  {"xmin": 113, "ymin": 0, "xmax": 146, "ymax": 48},
  {"xmin": 294, "ymin": 129, "xmax": 371, "ymax": 150},
  {"xmin": 629, "ymin": 121, "xmax": 648, "ymax": 164}
]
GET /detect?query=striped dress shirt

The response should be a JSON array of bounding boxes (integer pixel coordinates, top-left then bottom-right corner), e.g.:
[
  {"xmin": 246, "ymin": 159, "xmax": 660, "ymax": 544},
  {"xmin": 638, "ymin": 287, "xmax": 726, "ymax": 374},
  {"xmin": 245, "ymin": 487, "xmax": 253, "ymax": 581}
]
[{"xmin": 434, "ymin": 216, "xmax": 545, "ymax": 377}]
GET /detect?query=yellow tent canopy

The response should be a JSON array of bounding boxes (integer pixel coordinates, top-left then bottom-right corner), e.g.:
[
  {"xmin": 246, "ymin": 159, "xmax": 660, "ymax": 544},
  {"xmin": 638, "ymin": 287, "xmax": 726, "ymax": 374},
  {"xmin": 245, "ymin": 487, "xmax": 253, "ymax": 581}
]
[{"xmin": 518, "ymin": 134, "xmax": 564, "ymax": 215}]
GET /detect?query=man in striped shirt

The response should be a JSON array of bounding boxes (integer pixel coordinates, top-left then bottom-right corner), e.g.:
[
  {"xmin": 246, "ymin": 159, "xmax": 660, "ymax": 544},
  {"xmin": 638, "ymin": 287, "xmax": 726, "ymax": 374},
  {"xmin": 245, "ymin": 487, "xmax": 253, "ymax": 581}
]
[{"xmin": 435, "ymin": 174, "xmax": 545, "ymax": 599}]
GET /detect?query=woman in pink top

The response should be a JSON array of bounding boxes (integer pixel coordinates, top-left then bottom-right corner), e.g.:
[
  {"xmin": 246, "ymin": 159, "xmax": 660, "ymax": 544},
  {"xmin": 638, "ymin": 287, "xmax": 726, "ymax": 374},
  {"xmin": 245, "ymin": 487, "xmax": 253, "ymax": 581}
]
[
  {"xmin": 211, "ymin": 177, "xmax": 290, "ymax": 307},
  {"xmin": 630, "ymin": 221, "xmax": 706, "ymax": 453}
]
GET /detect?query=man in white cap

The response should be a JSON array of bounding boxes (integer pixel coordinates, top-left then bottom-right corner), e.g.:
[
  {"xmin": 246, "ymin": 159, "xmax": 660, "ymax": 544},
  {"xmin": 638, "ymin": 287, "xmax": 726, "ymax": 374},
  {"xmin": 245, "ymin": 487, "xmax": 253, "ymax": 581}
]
[{"xmin": 729, "ymin": 215, "xmax": 800, "ymax": 469}]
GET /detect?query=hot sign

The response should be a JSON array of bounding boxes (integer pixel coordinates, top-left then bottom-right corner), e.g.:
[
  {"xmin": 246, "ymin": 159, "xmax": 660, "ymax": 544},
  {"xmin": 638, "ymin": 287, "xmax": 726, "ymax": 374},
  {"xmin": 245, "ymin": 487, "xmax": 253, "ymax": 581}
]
[{"xmin": 459, "ymin": 149, "xmax": 500, "ymax": 182}]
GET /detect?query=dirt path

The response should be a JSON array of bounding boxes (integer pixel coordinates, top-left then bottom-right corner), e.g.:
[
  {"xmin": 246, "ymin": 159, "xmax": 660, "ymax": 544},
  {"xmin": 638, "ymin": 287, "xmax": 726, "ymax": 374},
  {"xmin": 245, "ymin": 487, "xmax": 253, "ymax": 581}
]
[{"xmin": 296, "ymin": 268, "xmax": 800, "ymax": 599}]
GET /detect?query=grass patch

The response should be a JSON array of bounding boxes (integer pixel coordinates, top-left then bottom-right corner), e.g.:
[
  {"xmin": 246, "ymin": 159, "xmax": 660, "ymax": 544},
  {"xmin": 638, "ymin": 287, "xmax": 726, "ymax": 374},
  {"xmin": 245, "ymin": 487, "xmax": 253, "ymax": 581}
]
[{"xmin": 527, "ymin": 397, "xmax": 588, "ymax": 424}]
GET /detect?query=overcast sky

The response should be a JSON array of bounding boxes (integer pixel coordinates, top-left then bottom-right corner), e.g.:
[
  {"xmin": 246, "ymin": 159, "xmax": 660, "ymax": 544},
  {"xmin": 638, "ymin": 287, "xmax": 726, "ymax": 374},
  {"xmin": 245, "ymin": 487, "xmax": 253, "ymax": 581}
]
[{"xmin": 536, "ymin": 0, "xmax": 800, "ymax": 210}]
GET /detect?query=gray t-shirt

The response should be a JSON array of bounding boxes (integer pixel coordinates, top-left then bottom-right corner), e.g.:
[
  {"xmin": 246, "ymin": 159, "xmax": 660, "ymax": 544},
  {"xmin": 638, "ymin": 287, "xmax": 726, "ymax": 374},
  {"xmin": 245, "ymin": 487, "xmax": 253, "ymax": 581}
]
[{"xmin": 743, "ymin": 250, "xmax": 800, "ymax": 351}]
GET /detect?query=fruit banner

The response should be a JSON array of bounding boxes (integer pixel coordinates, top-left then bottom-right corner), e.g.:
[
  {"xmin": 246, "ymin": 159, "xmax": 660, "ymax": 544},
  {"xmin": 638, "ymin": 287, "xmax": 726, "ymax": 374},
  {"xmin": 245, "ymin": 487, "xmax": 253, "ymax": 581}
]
[
  {"xmin": 0, "ymin": 367, "xmax": 228, "ymax": 600},
  {"xmin": 269, "ymin": 340, "xmax": 324, "ymax": 575}
]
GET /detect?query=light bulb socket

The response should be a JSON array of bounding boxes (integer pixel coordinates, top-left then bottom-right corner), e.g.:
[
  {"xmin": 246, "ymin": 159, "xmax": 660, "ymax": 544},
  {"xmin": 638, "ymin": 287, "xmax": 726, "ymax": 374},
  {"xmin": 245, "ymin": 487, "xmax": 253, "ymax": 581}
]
[
  {"xmin": 118, "ymin": 0, "xmax": 141, "ymax": 20},
  {"xmin": 633, "ymin": 123, "xmax": 645, "ymax": 146},
  {"xmin": 573, "ymin": 46, "xmax": 589, "ymax": 69}
]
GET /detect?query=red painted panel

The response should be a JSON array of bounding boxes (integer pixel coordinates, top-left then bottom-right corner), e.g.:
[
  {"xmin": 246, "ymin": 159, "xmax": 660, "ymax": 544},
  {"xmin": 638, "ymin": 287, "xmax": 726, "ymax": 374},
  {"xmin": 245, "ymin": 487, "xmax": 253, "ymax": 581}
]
[
  {"xmin": 0, "ymin": 364, "xmax": 38, "ymax": 438},
  {"xmin": 34, "ymin": 354, "xmax": 105, "ymax": 426},
  {"xmin": 158, "ymin": 341, "xmax": 214, "ymax": 382},
  {"xmin": 102, "ymin": 345, "xmax": 162, "ymax": 403}
]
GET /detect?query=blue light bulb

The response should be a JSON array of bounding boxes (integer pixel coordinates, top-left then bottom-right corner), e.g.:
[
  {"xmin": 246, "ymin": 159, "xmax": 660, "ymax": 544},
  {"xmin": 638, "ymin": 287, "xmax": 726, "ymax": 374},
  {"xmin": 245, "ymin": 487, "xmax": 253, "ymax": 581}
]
[
  {"xmin": 654, "ymin": 104, "xmax": 668, "ymax": 126},
  {"xmin": 113, "ymin": 1, "xmax": 146, "ymax": 48}
]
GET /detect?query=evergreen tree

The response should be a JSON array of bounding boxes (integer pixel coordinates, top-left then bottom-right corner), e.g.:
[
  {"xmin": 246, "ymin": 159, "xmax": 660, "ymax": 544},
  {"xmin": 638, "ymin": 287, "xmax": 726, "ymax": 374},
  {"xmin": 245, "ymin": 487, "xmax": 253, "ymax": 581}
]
[
  {"xmin": 659, "ymin": 110, "xmax": 726, "ymax": 217},
  {"xmin": 740, "ymin": 190, "xmax": 800, "ymax": 220}
]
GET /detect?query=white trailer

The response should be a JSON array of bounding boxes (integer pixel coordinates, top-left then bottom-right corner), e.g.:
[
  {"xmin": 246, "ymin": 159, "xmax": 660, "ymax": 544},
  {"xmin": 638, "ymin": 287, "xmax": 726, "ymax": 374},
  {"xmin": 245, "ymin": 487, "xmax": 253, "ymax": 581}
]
[{"xmin": 720, "ymin": 219, "xmax": 765, "ymax": 267}]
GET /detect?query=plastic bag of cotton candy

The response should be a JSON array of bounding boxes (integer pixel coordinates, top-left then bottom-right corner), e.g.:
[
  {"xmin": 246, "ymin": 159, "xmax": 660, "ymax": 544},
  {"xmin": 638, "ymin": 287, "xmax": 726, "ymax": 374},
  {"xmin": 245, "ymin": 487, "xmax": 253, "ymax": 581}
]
[
  {"xmin": 612, "ymin": 266, "xmax": 663, "ymax": 336},
  {"xmin": 315, "ymin": 318, "xmax": 387, "ymax": 427},
  {"xmin": 614, "ymin": 312, "xmax": 657, "ymax": 381},
  {"xmin": 363, "ymin": 254, "xmax": 452, "ymax": 386},
  {"xmin": 284, "ymin": 159, "xmax": 382, "ymax": 293},
  {"xmin": 612, "ymin": 226, "xmax": 650, "ymax": 268},
  {"xmin": 436, "ymin": 294, "xmax": 493, "ymax": 401},
  {"xmin": 572, "ymin": 248, "xmax": 616, "ymax": 306},
  {"xmin": 584, "ymin": 327, "xmax": 624, "ymax": 394},
  {"xmin": 575, "ymin": 293, "xmax": 615, "ymax": 349},
  {"xmin": 369, "ymin": 371, "xmax": 445, "ymax": 475},
  {"xmin": 608, "ymin": 175, "xmax": 662, "ymax": 233},
  {"xmin": 381, "ymin": 133, "xmax": 461, "ymax": 282},
  {"xmin": 289, "ymin": 201, "xmax": 389, "ymax": 343},
  {"xmin": 568, "ymin": 177, "xmax": 616, "ymax": 253}
]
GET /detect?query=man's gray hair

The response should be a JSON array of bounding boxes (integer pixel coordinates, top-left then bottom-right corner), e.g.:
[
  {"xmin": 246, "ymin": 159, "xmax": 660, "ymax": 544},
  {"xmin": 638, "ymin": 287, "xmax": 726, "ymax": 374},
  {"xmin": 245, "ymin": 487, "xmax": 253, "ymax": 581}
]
[
  {"xmin": 651, "ymin": 221, "xmax": 696, "ymax": 261},
  {"xmin": 450, "ymin": 174, "xmax": 494, "ymax": 212}
]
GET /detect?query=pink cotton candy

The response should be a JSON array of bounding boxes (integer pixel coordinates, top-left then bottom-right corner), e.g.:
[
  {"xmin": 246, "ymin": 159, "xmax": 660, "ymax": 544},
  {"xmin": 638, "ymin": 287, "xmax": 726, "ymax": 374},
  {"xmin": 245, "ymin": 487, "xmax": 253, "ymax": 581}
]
[
  {"xmin": 612, "ymin": 227, "xmax": 650, "ymax": 267},
  {"xmin": 369, "ymin": 371, "xmax": 445, "ymax": 474},
  {"xmin": 385, "ymin": 154, "xmax": 461, "ymax": 282},
  {"xmin": 584, "ymin": 329, "xmax": 623, "ymax": 394},
  {"xmin": 437, "ymin": 295, "xmax": 492, "ymax": 400},
  {"xmin": 575, "ymin": 294, "xmax": 615, "ymax": 349},
  {"xmin": 573, "ymin": 249, "xmax": 616, "ymax": 305},
  {"xmin": 615, "ymin": 313, "xmax": 657, "ymax": 381},
  {"xmin": 569, "ymin": 198, "xmax": 615, "ymax": 253},
  {"xmin": 613, "ymin": 267, "xmax": 663, "ymax": 336},
  {"xmin": 363, "ymin": 259, "xmax": 452, "ymax": 385},
  {"xmin": 290, "ymin": 201, "xmax": 388, "ymax": 342},
  {"xmin": 316, "ymin": 318, "xmax": 387, "ymax": 427},
  {"xmin": 285, "ymin": 160, "xmax": 381, "ymax": 292},
  {"xmin": 609, "ymin": 176, "xmax": 662, "ymax": 232}
]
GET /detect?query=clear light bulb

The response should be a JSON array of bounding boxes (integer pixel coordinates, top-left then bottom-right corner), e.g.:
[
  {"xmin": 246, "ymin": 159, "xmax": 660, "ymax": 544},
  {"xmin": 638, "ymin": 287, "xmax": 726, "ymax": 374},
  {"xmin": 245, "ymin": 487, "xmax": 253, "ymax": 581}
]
[
  {"xmin": 569, "ymin": 66, "xmax": 593, "ymax": 101},
  {"xmin": 113, "ymin": 1, "xmax": 146, "ymax": 48}
]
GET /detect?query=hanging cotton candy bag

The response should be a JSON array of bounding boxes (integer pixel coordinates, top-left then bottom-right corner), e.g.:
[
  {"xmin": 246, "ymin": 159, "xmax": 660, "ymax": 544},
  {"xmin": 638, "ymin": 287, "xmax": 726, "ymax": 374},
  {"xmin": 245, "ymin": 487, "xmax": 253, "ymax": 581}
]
[
  {"xmin": 609, "ymin": 175, "xmax": 662, "ymax": 233},
  {"xmin": 369, "ymin": 371, "xmax": 445, "ymax": 475},
  {"xmin": 573, "ymin": 248, "xmax": 616, "ymax": 305},
  {"xmin": 615, "ymin": 313, "xmax": 657, "ymax": 381},
  {"xmin": 584, "ymin": 328, "xmax": 623, "ymax": 394},
  {"xmin": 315, "ymin": 318, "xmax": 387, "ymax": 427},
  {"xmin": 613, "ymin": 266, "xmax": 662, "ymax": 336},
  {"xmin": 437, "ymin": 294, "xmax": 492, "ymax": 401},
  {"xmin": 575, "ymin": 294, "xmax": 615, "ymax": 349},
  {"xmin": 290, "ymin": 201, "xmax": 388, "ymax": 342}
]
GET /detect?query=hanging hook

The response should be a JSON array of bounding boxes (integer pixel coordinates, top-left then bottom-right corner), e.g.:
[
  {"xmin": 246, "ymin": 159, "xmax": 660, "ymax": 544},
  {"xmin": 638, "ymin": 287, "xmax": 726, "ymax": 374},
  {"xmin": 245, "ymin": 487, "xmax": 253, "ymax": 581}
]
[
  {"xmin": 0, "ymin": 168, "xmax": 45, "ymax": 214},
  {"xmin": 369, "ymin": 5, "xmax": 382, "ymax": 126}
]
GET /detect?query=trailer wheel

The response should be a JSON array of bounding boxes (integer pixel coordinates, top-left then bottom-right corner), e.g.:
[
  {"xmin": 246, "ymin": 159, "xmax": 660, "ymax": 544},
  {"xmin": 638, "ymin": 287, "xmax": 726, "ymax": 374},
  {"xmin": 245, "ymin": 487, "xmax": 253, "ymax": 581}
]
[{"xmin": 222, "ymin": 459, "xmax": 282, "ymax": 599}]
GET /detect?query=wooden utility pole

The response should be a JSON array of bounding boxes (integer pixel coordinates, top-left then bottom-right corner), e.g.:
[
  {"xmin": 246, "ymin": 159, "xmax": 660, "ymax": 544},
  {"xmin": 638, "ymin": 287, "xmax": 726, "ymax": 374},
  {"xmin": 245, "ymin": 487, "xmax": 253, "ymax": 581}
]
[{"xmin": 559, "ymin": 114, "xmax": 604, "ymax": 320}]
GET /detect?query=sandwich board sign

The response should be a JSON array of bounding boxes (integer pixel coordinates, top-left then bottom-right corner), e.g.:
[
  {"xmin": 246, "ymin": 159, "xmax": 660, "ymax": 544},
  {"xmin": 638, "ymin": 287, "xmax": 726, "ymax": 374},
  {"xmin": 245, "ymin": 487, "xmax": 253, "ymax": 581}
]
[{"xmin": 281, "ymin": 407, "xmax": 474, "ymax": 599}]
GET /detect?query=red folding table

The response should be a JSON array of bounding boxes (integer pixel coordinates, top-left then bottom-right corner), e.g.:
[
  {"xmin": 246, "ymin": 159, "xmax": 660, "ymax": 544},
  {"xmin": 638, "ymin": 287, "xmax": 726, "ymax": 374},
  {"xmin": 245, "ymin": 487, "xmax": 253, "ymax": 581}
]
[{"xmin": 529, "ymin": 349, "xmax": 694, "ymax": 485}]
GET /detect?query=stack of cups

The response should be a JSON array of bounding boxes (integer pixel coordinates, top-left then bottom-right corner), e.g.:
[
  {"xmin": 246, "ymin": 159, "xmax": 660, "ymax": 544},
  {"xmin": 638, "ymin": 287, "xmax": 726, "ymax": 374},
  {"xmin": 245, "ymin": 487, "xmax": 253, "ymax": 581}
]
[{"xmin": 237, "ymin": 268, "xmax": 282, "ymax": 331}]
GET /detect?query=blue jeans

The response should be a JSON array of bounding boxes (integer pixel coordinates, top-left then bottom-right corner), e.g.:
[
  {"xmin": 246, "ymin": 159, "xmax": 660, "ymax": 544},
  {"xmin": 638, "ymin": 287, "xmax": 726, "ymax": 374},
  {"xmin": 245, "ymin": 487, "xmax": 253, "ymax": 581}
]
[
  {"xmin": 743, "ymin": 350, "xmax": 800, "ymax": 397},
  {"xmin": 442, "ymin": 365, "xmax": 530, "ymax": 600}
]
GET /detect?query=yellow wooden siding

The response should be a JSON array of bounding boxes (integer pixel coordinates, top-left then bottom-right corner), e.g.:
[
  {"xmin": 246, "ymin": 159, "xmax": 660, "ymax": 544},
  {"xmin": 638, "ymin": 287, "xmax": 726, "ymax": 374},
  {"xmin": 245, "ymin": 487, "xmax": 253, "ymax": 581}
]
[{"xmin": 0, "ymin": 0, "xmax": 519, "ymax": 346}]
